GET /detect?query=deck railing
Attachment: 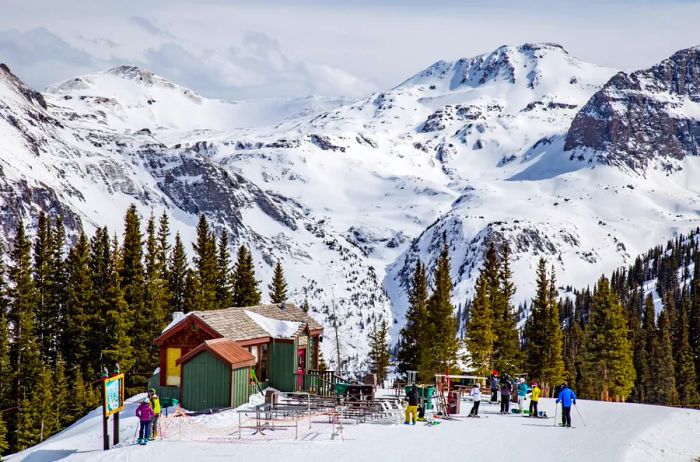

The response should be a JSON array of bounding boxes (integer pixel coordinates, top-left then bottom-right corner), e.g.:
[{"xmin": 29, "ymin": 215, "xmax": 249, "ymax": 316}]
[{"xmin": 293, "ymin": 370, "xmax": 351, "ymax": 396}]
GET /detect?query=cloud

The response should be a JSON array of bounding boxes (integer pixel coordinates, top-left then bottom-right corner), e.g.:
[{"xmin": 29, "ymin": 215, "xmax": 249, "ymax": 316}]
[{"xmin": 128, "ymin": 16, "xmax": 174, "ymax": 38}]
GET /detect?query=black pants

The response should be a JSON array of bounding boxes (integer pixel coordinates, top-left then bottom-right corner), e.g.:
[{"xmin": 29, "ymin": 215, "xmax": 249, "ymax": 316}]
[
  {"xmin": 491, "ymin": 390, "xmax": 498, "ymax": 402},
  {"xmin": 562, "ymin": 406, "xmax": 572, "ymax": 427},
  {"xmin": 469, "ymin": 401, "xmax": 480, "ymax": 416},
  {"xmin": 500, "ymin": 395, "xmax": 510, "ymax": 413},
  {"xmin": 529, "ymin": 400, "xmax": 538, "ymax": 417}
]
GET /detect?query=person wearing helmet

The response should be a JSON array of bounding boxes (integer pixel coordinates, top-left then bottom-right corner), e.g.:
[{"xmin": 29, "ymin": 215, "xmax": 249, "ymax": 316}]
[
  {"xmin": 555, "ymin": 382, "xmax": 577, "ymax": 427},
  {"xmin": 499, "ymin": 375, "xmax": 512, "ymax": 414},
  {"xmin": 135, "ymin": 397, "xmax": 154, "ymax": 444},
  {"xmin": 148, "ymin": 388, "xmax": 161, "ymax": 440},
  {"xmin": 517, "ymin": 377, "xmax": 529, "ymax": 413},
  {"xmin": 529, "ymin": 382, "xmax": 541, "ymax": 417}
]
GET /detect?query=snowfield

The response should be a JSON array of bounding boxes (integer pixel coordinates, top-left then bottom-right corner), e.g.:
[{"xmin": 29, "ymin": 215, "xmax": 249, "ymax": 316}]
[{"xmin": 8, "ymin": 394, "xmax": 700, "ymax": 462}]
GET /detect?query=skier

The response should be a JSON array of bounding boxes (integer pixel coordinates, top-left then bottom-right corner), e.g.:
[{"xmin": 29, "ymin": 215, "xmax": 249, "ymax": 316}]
[
  {"xmin": 135, "ymin": 398, "xmax": 155, "ymax": 444},
  {"xmin": 555, "ymin": 382, "xmax": 577, "ymax": 427},
  {"xmin": 490, "ymin": 372, "xmax": 499, "ymax": 403},
  {"xmin": 405, "ymin": 384, "xmax": 420, "ymax": 425},
  {"xmin": 468, "ymin": 383, "xmax": 481, "ymax": 417},
  {"xmin": 148, "ymin": 388, "xmax": 161, "ymax": 440},
  {"xmin": 529, "ymin": 382, "xmax": 541, "ymax": 417},
  {"xmin": 517, "ymin": 378, "xmax": 529, "ymax": 413},
  {"xmin": 499, "ymin": 375, "xmax": 512, "ymax": 414}
]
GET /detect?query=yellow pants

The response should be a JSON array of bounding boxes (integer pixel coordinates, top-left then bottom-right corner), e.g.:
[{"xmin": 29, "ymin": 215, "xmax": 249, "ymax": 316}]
[{"xmin": 405, "ymin": 405, "xmax": 418, "ymax": 423}]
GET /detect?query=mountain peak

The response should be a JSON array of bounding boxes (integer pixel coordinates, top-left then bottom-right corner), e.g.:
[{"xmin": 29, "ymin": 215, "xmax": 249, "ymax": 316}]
[{"xmin": 0, "ymin": 62, "xmax": 47, "ymax": 109}]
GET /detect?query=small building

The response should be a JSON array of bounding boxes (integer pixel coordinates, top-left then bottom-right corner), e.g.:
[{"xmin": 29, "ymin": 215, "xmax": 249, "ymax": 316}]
[
  {"xmin": 152, "ymin": 303, "xmax": 324, "ymax": 407},
  {"xmin": 176, "ymin": 339, "xmax": 255, "ymax": 411}
]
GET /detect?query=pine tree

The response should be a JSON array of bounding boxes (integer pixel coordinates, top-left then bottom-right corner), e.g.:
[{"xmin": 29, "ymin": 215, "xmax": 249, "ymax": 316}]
[
  {"xmin": 301, "ymin": 297, "xmax": 310, "ymax": 313},
  {"xmin": 54, "ymin": 356, "xmax": 70, "ymax": 427},
  {"xmin": 35, "ymin": 367, "xmax": 58, "ymax": 442},
  {"xmin": 580, "ymin": 276, "xmax": 636, "ymax": 401},
  {"xmin": 47, "ymin": 217, "xmax": 67, "ymax": 362},
  {"xmin": 493, "ymin": 242, "xmax": 522, "ymax": 373},
  {"xmin": 397, "ymin": 260, "xmax": 428, "ymax": 374},
  {"xmin": 419, "ymin": 244, "xmax": 458, "ymax": 378},
  {"xmin": 368, "ymin": 320, "xmax": 390, "ymax": 382},
  {"xmin": 144, "ymin": 214, "xmax": 169, "ymax": 366},
  {"xmin": 168, "ymin": 233, "xmax": 188, "ymax": 312},
  {"xmin": 33, "ymin": 212, "xmax": 54, "ymax": 362},
  {"xmin": 268, "ymin": 260, "xmax": 288, "ymax": 304},
  {"xmin": 632, "ymin": 294, "xmax": 655, "ymax": 402},
  {"xmin": 120, "ymin": 205, "xmax": 147, "ymax": 388},
  {"xmin": 650, "ymin": 309, "xmax": 678, "ymax": 405},
  {"xmin": 524, "ymin": 258, "xmax": 548, "ymax": 385},
  {"xmin": 466, "ymin": 273, "xmax": 495, "ymax": 376},
  {"xmin": 63, "ymin": 233, "xmax": 94, "ymax": 375},
  {"xmin": 674, "ymin": 291, "xmax": 698, "ymax": 405},
  {"xmin": 183, "ymin": 269, "xmax": 199, "ymax": 312},
  {"xmin": 0, "ymin": 411, "xmax": 8, "ymax": 457},
  {"xmin": 541, "ymin": 265, "xmax": 565, "ymax": 392},
  {"xmin": 215, "ymin": 230, "xmax": 233, "ymax": 308},
  {"xmin": 156, "ymin": 211, "xmax": 171, "ymax": 282},
  {"xmin": 8, "ymin": 220, "xmax": 42, "ymax": 407},
  {"xmin": 15, "ymin": 398, "xmax": 38, "ymax": 451},
  {"xmin": 231, "ymin": 245, "xmax": 261, "ymax": 307},
  {"xmin": 0, "ymin": 246, "xmax": 11, "ymax": 410},
  {"xmin": 192, "ymin": 214, "xmax": 218, "ymax": 310},
  {"xmin": 69, "ymin": 367, "xmax": 89, "ymax": 421}
]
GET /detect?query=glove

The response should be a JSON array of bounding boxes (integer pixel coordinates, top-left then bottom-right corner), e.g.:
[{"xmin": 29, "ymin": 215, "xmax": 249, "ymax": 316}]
[{"xmin": 573, "ymin": 400, "xmax": 577, "ymax": 405}]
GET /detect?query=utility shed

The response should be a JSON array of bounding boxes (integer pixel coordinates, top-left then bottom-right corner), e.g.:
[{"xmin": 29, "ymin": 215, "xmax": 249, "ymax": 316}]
[{"xmin": 176, "ymin": 338, "xmax": 256, "ymax": 412}]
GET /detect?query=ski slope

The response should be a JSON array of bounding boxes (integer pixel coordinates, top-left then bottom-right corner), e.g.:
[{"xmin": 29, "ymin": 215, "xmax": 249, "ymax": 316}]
[{"xmin": 8, "ymin": 394, "xmax": 700, "ymax": 462}]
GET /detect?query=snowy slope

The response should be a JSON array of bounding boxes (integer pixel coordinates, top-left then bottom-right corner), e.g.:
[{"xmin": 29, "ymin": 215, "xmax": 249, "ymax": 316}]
[
  {"xmin": 8, "ymin": 394, "xmax": 700, "ymax": 462},
  {"xmin": 2, "ymin": 43, "xmax": 700, "ymax": 367}
]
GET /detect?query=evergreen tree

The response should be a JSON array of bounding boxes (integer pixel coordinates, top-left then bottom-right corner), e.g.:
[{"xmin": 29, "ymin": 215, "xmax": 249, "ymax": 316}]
[
  {"xmin": 466, "ymin": 273, "xmax": 495, "ymax": 376},
  {"xmin": 0, "ymin": 246, "xmax": 11, "ymax": 410},
  {"xmin": 368, "ymin": 320, "xmax": 390, "ymax": 382},
  {"xmin": 215, "ymin": 230, "xmax": 233, "ymax": 308},
  {"xmin": 673, "ymin": 291, "xmax": 698, "ymax": 405},
  {"xmin": 156, "ymin": 211, "xmax": 171, "ymax": 282},
  {"xmin": 493, "ymin": 242, "xmax": 522, "ymax": 373},
  {"xmin": 231, "ymin": 245, "xmax": 261, "ymax": 307},
  {"xmin": 63, "ymin": 233, "xmax": 94, "ymax": 374},
  {"xmin": 0, "ymin": 411, "xmax": 7, "ymax": 457},
  {"xmin": 34, "ymin": 367, "xmax": 58, "ymax": 442},
  {"xmin": 69, "ymin": 367, "xmax": 89, "ymax": 421},
  {"xmin": 524, "ymin": 258, "xmax": 548, "ymax": 386},
  {"xmin": 33, "ymin": 212, "xmax": 54, "ymax": 362},
  {"xmin": 650, "ymin": 309, "xmax": 678, "ymax": 405},
  {"xmin": 397, "ymin": 260, "xmax": 428, "ymax": 374},
  {"xmin": 144, "ymin": 214, "xmax": 169, "ymax": 366},
  {"xmin": 8, "ymin": 220, "xmax": 42, "ymax": 408},
  {"xmin": 168, "ymin": 233, "xmax": 188, "ymax": 312},
  {"xmin": 632, "ymin": 294, "xmax": 655, "ymax": 402},
  {"xmin": 268, "ymin": 260, "xmax": 288, "ymax": 304},
  {"xmin": 580, "ymin": 277, "xmax": 636, "ymax": 401},
  {"xmin": 183, "ymin": 269, "xmax": 199, "ymax": 312},
  {"xmin": 541, "ymin": 265, "xmax": 565, "ymax": 392},
  {"xmin": 419, "ymin": 244, "xmax": 458, "ymax": 378},
  {"xmin": 15, "ymin": 399, "xmax": 38, "ymax": 451},
  {"xmin": 301, "ymin": 297, "xmax": 310, "ymax": 313},
  {"xmin": 47, "ymin": 217, "xmax": 67, "ymax": 361},
  {"xmin": 192, "ymin": 214, "xmax": 218, "ymax": 310},
  {"xmin": 120, "ymin": 205, "xmax": 147, "ymax": 388},
  {"xmin": 54, "ymin": 356, "xmax": 70, "ymax": 427}
]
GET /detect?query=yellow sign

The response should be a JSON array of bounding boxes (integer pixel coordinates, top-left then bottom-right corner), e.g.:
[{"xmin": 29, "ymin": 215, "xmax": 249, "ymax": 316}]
[{"xmin": 103, "ymin": 373, "xmax": 125, "ymax": 417}]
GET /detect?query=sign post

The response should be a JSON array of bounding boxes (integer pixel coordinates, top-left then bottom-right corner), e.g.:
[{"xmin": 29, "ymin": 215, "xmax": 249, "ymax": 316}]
[{"xmin": 102, "ymin": 372, "xmax": 125, "ymax": 450}]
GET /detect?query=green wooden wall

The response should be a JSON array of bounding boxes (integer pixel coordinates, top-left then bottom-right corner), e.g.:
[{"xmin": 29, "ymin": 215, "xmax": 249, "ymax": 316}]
[
  {"xmin": 231, "ymin": 367, "xmax": 250, "ymax": 408},
  {"xmin": 269, "ymin": 341, "xmax": 295, "ymax": 391},
  {"xmin": 182, "ymin": 351, "xmax": 231, "ymax": 411}
]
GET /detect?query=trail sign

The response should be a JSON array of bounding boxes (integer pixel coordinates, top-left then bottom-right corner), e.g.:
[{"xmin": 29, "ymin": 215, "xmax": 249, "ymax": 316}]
[{"xmin": 103, "ymin": 373, "xmax": 125, "ymax": 417}]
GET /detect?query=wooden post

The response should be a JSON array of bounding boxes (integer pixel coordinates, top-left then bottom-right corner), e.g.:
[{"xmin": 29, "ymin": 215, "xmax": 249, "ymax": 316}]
[
  {"xmin": 102, "ymin": 381, "xmax": 109, "ymax": 450},
  {"xmin": 113, "ymin": 412, "xmax": 119, "ymax": 446}
]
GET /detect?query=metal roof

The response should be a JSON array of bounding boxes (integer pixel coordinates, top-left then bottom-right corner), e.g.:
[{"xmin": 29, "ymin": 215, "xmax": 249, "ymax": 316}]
[{"xmin": 176, "ymin": 338, "xmax": 256, "ymax": 369}]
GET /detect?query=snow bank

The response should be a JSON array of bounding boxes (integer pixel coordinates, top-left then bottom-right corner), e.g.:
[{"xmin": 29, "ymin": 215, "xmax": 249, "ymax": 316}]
[{"xmin": 244, "ymin": 310, "xmax": 303, "ymax": 339}]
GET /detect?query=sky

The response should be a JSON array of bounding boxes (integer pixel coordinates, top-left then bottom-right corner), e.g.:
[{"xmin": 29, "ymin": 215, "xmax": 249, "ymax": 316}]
[{"xmin": 0, "ymin": 0, "xmax": 698, "ymax": 100}]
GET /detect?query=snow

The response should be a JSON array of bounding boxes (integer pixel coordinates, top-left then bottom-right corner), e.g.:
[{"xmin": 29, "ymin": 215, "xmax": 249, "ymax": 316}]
[
  {"xmin": 8, "ymin": 394, "xmax": 700, "ymax": 462},
  {"xmin": 244, "ymin": 310, "xmax": 303, "ymax": 339},
  {"xmin": 160, "ymin": 312, "xmax": 191, "ymax": 335}
]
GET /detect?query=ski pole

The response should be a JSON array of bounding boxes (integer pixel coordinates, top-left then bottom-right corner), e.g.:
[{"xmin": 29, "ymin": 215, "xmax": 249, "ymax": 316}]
[
  {"xmin": 553, "ymin": 404, "xmax": 558, "ymax": 427},
  {"xmin": 574, "ymin": 403, "xmax": 586, "ymax": 427}
]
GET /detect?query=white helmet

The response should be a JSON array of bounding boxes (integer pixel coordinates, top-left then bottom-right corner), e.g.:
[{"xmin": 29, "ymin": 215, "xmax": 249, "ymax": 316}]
[{"xmin": 519, "ymin": 377, "xmax": 525, "ymax": 384}]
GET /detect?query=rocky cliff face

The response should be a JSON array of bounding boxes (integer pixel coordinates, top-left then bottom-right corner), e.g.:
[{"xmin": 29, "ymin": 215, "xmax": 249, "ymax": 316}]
[{"xmin": 564, "ymin": 46, "xmax": 700, "ymax": 171}]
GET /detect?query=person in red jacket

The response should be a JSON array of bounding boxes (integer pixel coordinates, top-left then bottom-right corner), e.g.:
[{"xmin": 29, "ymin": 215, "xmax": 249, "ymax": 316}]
[{"xmin": 135, "ymin": 398, "xmax": 154, "ymax": 444}]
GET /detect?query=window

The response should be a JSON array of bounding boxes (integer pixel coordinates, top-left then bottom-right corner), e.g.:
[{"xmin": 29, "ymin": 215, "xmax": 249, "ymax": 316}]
[
  {"xmin": 165, "ymin": 347, "xmax": 182, "ymax": 386},
  {"xmin": 250, "ymin": 345, "xmax": 259, "ymax": 363}
]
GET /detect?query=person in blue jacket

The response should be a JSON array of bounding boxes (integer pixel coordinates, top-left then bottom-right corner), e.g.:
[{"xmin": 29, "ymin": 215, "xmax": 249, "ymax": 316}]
[{"xmin": 555, "ymin": 383, "xmax": 577, "ymax": 427}]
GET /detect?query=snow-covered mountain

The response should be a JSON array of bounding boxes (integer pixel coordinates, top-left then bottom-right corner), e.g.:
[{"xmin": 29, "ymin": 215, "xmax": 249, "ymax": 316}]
[{"xmin": 2, "ymin": 42, "xmax": 700, "ymax": 368}]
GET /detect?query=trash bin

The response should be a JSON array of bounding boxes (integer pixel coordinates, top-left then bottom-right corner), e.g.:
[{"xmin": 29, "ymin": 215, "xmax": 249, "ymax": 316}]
[
  {"xmin": 405, "ymin": 385, "xmax": 435, "ymax": 410},
  {"xmin": 335, "ymin": 383, "xmax": 350, "ymax": 396}
]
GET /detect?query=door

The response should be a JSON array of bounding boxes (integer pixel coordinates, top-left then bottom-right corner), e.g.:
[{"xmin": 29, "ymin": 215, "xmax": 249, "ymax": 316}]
[{"xmin": 297, "ymin": 348, "xmax": 306, "ymax": 389}]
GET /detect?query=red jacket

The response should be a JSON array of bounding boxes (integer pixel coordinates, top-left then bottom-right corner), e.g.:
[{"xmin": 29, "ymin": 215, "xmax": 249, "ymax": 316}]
[{"xmin": 135, "ymin": 402, "xmax": 154, "ymax": 422}]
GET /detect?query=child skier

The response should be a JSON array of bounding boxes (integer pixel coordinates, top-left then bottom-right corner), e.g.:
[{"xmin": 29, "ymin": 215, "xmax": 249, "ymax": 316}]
[
  {"xmin": 555, "ymin": 383, "xmax": 577, "ymax": 427},
  {"xmin": 405, "ymin": 384, "xmax": 420, "ymax": 425},
  {"xmin": 529, "ymin": 382, "xmax": 541, "ymax": 417},
  {"xmin": 499, "ymin": 375, "xmax": 512, "ymax": 414},
  {"xmin": 148, "ymin": 388, "xmax": 161, "ymax": 440},
  {"xmin": 468, "ymin": 383, "xmax": 481, "ymax": 417},
  {"xmin": 135, "ymin": 398, "xmax": 155, "ymax": 444},
  {"xmin": 517, "ymin": 378, "xmax": 529, "ymax": 413}
]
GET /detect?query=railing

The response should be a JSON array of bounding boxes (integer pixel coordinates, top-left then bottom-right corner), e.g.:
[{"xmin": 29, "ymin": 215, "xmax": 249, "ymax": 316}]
[
  {"xmin": 249, "ymin": 380, "xmax": 270, "ymax": 396},
  {"xmin": 293, "ymin": 370, "xmax": 352, "ymax": 396}
]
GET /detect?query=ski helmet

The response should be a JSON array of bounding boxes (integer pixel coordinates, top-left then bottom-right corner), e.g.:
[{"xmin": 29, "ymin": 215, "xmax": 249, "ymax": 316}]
[
  {"xmin": 148, "ymin": 388, "xmax": 156, "ymax": 394},
  {"xmin": 142, "ymin": 398, "xmax": 150, "ymax": 404},
  {"xmin": 532, "ymin": 382, "xmax": 538, "ymax": 387},
  {"xmin": 519, "ymin": 377, "xmax": 525, "ymax": 384}
]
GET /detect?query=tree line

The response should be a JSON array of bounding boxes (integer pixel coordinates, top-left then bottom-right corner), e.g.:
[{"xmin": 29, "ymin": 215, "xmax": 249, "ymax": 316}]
[
  {"xmin": 396, "ymin": 228, "xmax": 700, "ymax": 407},
  {"xmin": 0, "ymin": 205, "xmax": 291, "ymax": 455}
]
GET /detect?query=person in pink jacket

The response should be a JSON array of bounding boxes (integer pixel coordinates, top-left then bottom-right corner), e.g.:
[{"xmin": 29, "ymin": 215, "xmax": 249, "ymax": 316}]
[{"xmin": 135, "ymin": 398, "xmax": 154, "ymax": 444}]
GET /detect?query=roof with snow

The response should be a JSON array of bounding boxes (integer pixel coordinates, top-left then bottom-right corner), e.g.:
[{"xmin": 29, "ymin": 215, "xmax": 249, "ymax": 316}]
[
  {"xmin": 176, "ymin": 338, "xmax": 255, "ymax": 369},
  {"xmin": 157, "ymin": 303, "xmax": 322, "ymax": 344}
]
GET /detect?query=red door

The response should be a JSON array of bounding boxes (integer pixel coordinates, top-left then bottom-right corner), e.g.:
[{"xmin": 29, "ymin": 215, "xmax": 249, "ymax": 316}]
[{"xmin": 297, "ymin": 348, "xmax": 306, "ymax": 389}]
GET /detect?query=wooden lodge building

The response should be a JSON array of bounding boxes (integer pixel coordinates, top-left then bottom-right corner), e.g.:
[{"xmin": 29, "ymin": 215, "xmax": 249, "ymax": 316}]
[{"xmin": 149, "ymin": 303, "xmax": 324, "ymax": 411}]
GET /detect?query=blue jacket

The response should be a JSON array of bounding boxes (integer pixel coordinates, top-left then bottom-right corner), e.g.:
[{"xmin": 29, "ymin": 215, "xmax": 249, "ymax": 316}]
[
  {"xmin": 517, "ymin": 382, "xmax": 529, "ymax": 397},
  {"xmin": 556, "ymin": 387, "xmax": 577, "ymax": 407}
]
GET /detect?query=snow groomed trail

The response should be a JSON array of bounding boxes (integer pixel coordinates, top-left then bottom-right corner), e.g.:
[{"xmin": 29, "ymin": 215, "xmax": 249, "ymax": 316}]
[{"xmin": 9, "ymin": 395, "xmax": 700, "ymax": 462}]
